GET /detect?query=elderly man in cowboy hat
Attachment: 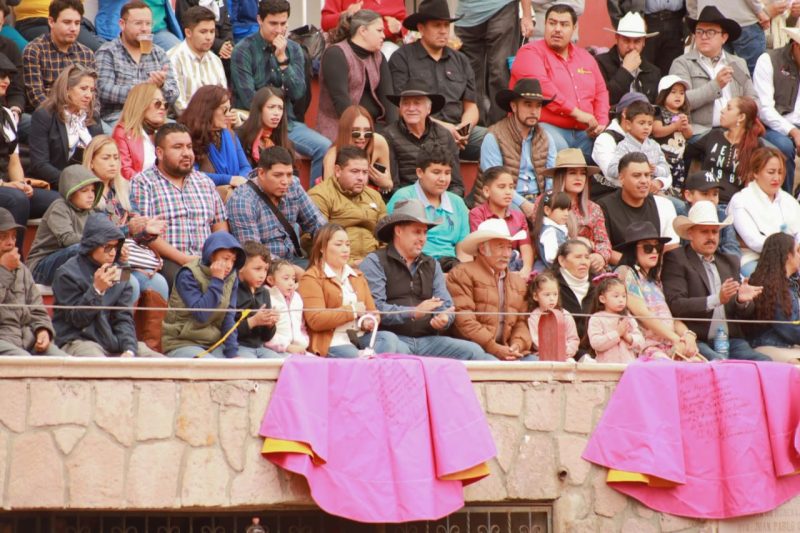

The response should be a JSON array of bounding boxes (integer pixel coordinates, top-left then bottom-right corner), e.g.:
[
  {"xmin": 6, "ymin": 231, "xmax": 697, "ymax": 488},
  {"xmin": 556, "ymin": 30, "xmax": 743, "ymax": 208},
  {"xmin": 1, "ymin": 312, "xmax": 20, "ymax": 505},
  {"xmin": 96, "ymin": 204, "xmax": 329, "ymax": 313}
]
[
  {"xmin": 446, "ymin": 219, "xmax": 535, "ymax": 361},
  {"xmin": 754, "ymin": 26, "xmax": 800, "ymax": 193},
  {"xmin": 477, "ymin": 78, "xmax": 557, "ymax": 216},
  {"xmin": 382, "ymin": 79, "xmax": 464, "ymax": 195},
  {"xmin": 389, "ymin": 0, "xmax": 485, "ymax": 160},
  {"xmin": 661, "ymin": 200, "xmax": 769, "ymax": 361},
  {"xmin": 360, "ymin": 199, "xmax": 493, "ymax": 360},
  {"xmin": 596, "ymin": 12, "xmax": 662, "ymax": 107},
  {"xmin": 669, "ymin": 6, "xmax": 757, "ymax": 136},
  {"xmin": 510, "ymin": 4, "xmax": 609, "ymax": 162}
]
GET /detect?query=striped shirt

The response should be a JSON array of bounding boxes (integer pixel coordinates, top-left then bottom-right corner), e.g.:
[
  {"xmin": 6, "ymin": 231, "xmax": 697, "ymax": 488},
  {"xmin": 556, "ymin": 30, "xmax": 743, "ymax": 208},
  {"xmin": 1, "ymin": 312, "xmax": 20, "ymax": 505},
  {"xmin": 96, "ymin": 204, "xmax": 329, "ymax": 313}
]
[
  {"xmin": 130, "ymin": 166, "xmax": 227, "ymax": 257},
  {"xmin": 22, "ymin": 34, "xmax": 96, "ymax": 109},
  {"xmin": 167, "ymin": 40, "xmax": 228, "ymax": 114}
]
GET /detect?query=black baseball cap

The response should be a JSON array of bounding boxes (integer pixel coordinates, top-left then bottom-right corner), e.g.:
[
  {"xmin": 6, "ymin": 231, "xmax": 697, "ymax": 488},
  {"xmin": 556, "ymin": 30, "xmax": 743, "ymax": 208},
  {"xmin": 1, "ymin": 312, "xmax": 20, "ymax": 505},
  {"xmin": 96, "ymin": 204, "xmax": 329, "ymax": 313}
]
[{"xmin": 684, "ymin": 171, "xmax": 723, "ymax": 192}]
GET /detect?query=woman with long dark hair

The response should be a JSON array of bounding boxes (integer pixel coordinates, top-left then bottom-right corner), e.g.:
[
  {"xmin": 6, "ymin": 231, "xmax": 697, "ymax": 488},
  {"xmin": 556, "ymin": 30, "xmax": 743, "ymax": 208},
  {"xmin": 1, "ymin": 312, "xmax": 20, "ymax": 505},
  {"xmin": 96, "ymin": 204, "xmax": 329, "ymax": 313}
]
[
  {"xmin": 747, "ymin": 232, "xmax": 800, "ymax": 362},
  {"xmin": 237, "ymin": 86, "xmax": 292, "ymax": 167},
  {"xmin": 179, "ymin": 85, "xmax": 251, "ymax": 187},
  {"xmin": 322, "ymin": 105, "xmax": 392, "ymax": 189},
  {"xmin": 686, "ymin": 96, "xmax": 764, "ymax": 205}
]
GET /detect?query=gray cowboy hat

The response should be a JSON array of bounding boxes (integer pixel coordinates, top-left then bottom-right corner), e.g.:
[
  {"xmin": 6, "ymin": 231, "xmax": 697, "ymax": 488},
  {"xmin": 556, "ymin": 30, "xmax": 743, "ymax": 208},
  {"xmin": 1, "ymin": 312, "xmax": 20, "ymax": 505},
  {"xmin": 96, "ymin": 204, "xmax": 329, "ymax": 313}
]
[
  {"xmin": 374, "ymin": 199, "xmax": 442, "ymax": 243},
  {"xmin": 387, "ymin": 78, "xmax": 446, "ymax": 114}
]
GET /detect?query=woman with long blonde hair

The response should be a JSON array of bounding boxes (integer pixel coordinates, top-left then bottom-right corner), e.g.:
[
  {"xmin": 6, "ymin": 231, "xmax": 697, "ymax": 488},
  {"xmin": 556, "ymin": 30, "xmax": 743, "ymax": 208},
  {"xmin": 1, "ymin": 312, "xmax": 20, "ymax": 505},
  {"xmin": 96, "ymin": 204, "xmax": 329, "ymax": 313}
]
[
  {"xmin": 83, "ymin": 135, "xmax": 169, "ymax": 302},
  {"xmin": 30, "ymin": 64, "xmax": 103, "ymax": 187},
  {"xmin": 111, "ymin": 82, "xmax": 168, "ymax": 180}
]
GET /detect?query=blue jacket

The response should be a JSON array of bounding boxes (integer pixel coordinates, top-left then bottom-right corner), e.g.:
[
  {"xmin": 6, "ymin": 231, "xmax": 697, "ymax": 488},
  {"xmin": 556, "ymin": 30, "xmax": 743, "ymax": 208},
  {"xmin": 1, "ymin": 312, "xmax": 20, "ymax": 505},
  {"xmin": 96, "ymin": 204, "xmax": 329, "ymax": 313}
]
[
  {"xmin": 752, "ymin": 277, "xmax": 800, "ymax": 349},
  {"xmin": 201, "ymin": 129, "xmax": 253, "ymax": 186},
  {"xmin": 172, "ymin": 231, "xmax": 245, "ymax": 357},
  {"xmin": 95, "ymin": 0, "xmax": 183, "ymax": 41},
  {"xmin": 52, "ymin": 213, "xmax": 138, "ymax": 354}
]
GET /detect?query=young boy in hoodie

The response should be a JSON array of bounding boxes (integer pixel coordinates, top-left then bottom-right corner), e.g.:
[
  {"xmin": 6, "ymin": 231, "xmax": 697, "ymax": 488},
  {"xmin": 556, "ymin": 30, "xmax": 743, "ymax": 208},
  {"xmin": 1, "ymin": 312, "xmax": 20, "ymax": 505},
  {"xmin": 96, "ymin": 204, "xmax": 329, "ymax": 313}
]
[
  {"xmin": 52, "ymin": 213, "xmax": 162, "ymax": 357},
  {"xmin": 236, "ymin": 240, "xmax": 282, "ymax": 358},
  {"xmin": 162, "ymin": 231, "xmax": 245, "ymax": 358},
  {"xmin": 0, "ymin": 208, "xmax": 66, "ymax": 356},
  {"xmin": 26, "ymin": 165, "xmax": 103, "ymax": 285}
]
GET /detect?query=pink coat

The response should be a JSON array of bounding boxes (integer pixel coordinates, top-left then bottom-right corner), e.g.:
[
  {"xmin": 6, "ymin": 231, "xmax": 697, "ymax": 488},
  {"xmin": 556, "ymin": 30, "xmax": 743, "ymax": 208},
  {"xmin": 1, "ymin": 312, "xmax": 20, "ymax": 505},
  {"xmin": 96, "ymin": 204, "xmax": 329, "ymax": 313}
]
[
  {"xmin": 528, "ymin": 307, "xmax": 580, "ymax": 358},
  {"xmin": 587, "ymin": 311, "xmax": 644, "ymax": 363},
  {"xmin": 111, "ymin": 122, "xmax": 145, "ymax": 181}
]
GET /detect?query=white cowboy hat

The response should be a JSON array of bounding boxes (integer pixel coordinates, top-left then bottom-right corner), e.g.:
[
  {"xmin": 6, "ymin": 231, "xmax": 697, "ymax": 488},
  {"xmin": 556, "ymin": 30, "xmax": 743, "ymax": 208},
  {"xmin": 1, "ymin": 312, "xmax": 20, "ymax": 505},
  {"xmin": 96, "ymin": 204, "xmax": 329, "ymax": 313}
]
[
  {"xmin": 604, "ymin": 12, "xmax": 659, "ymax": 38},
  {"xmin": 783, "ymin": 27, "xmax": 800, "ymax": 46},
  {"xmin": 460, "ymin": 218, "xmax": 527, "ymax": 257},
  {"xmin": 672, "ymin": 200, "xmax": 733, "ymax": 240}
]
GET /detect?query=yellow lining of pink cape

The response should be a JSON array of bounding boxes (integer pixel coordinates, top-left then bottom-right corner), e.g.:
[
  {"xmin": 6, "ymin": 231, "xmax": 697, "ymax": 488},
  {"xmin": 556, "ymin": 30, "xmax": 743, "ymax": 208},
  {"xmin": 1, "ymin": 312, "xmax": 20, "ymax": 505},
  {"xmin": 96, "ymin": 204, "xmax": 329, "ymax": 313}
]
[
  {"xmin": 262, "ymin": 438, "xmax": 326, "ymax": 466},
  {"xmin": 440, "ymin": 462, "xmax": 491, "ymax": 482},
  {"xmin": 607, "ymin": 469, "xmax": 680, "ymax": 487}
]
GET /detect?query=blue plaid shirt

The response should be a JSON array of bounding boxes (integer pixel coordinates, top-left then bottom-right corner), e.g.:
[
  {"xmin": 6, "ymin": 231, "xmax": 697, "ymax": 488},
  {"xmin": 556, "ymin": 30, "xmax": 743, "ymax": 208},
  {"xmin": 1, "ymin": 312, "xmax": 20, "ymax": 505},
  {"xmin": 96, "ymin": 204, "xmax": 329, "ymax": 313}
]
[
  {"xmin": 226, "ymin": 173, "xmax": 325, "ymax": 259},
  {"xmin": 95, "ymin": 38, "xmax": 179, "ymax": 122}
]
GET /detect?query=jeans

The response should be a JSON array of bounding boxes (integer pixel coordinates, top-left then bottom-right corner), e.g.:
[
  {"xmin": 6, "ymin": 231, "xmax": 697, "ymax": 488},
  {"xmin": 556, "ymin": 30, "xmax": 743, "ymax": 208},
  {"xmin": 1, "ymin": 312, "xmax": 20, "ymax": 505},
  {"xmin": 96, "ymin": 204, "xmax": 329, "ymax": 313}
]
[
  {"xmin": 539, "ymin": 123, "xmax": 595, "ymax": 164},
  {"xmin": 726, "ymin": 23, "xmax": 766, "ymax": 75},
  {"xmin": 763, "ymin": 127, "xmax": 796, "ymax": 195},
  {"xmin": 288, "ymin": 121, "xmax": 331, "ymax": 183},
  {"xmin": 167, "ymin": 345, "xmax": 226, "ymax": 358},
  {"xmin": 130, "ymin": 270, "xmax": 170, "ymax": 302},
  {"xmin": 455, "ymin": 0, "xmax": 519, "ymax": 125},
  {"xmin": 459, "ymin": 125, "xmax": 488, "ymax": 162},
  {"xmin": 0, "ymin": 186, "xmax": 60, "ymax": 252},
  {"xmin": 152, "ymin": 29, "xmax": 181, "ymax": 52},
  {"xmin": 32, "ymin": 243, "xmax": 80, "ymax": 285},
  {"xmin": 327, "ymin": 330, "xmax": 407, "ymax": 358},
  {"xmin": 237, "ymin": 345, "xmax": 285, "ymax": 358},
  {"xmin": 396, "ymin": 335, "xmax": 495, "ymax": 361},
  {"xmin": 697, "ymin": 338, "xmax": 771, "ymax": 361}
]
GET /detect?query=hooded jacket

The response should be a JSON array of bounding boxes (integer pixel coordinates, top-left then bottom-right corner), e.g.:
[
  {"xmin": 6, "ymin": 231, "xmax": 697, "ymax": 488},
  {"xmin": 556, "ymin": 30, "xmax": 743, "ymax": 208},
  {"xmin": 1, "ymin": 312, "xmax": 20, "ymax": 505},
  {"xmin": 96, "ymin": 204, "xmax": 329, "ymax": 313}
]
[
  {"xmin": 26, "ymin": 165, "xmax": 104, "ymax": 274},
  {"xmin": 0, "ymin": 260, "xmax": 55, "ymax": 350},
  {"xmin": 162, "ymin": 232, "xmax": 245, "ymax": 357},
  {"xmin": 52, "ymin": 212, "xmax": 138, "ymax": 354}
]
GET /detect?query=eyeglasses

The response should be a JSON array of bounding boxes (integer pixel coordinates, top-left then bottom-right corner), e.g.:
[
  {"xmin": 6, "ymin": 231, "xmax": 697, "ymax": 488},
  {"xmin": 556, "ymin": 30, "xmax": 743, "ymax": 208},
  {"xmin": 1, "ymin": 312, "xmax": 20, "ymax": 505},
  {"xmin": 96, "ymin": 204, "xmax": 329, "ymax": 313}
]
[
  {"xmin": 101, "ymin": 243, "xmax": 119, "ymax": 254},
  {"xmin": 351, "ymin": 130, "xmax": 374, "ymax": 140},
  {"xmin": 638, "ymin": 243, "xmax": 663, "ymax": 254},
  {"xmin": 151, "ymin": 100, "xmax": 167, "ymax": 110},
  {"xmin": 695, "ymin": 28, "xmax": 722, "ymax": 38}
]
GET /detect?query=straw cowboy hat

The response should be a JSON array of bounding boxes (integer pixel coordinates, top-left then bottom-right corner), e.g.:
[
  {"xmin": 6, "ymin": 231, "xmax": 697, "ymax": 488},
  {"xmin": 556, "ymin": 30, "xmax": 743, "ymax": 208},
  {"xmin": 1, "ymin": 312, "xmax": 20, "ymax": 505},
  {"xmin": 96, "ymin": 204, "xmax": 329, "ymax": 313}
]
[
  {"xmin": 460, "ymin": 218, "xmax": 527, "ymax": 257},
  {"xmin": 541, "ymin": 148, "xmax": 600, "ymax": 177},
  {"xmin": 672, "ymin": 200, "xmax": 733, "ymax": 240},
  {"xmin": 604, "ymin": 12, "xmax": 659, "ymax": 38},
  {"xmin": 495, "ymin": 78, "xmax": 553, "ymax": 113},
  {"xmin": 686, "ymin": 6, "xmax": 742, "ymax": 42},
  {"xmin": 402, "ymin": 0, "xmax": 462, "ymax": 31},
  {"xmin": 612, "ymin": 221, "xmax": 671, "ymax": 251},
  {"xmin": 374, "ymin": 199, "xmax": 441, "ymax": 243},
  {"xmin": 387, "ymin": 79, "xmax": 446, "ymax": 115}
]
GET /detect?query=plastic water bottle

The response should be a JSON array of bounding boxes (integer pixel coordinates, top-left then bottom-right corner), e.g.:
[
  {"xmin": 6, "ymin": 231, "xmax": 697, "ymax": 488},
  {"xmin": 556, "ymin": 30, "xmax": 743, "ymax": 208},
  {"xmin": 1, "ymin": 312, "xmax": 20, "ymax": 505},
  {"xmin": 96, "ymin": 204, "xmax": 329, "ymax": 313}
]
[
  {"xmin": 246, "ymin": 518, "xmax": 266, "ymax": 533},
  {"xmin": 713, "ymin": 327, "xmax": 729, "ymax": 358}
]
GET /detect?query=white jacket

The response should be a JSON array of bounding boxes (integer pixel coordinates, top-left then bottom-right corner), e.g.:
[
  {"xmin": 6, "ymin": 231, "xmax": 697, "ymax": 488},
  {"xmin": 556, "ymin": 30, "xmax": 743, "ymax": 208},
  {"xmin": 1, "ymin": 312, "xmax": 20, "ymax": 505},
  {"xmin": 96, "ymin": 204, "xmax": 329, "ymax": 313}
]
[{"xmin": 266, "ymin": 287, "xmax": 310, "ymax": 351}]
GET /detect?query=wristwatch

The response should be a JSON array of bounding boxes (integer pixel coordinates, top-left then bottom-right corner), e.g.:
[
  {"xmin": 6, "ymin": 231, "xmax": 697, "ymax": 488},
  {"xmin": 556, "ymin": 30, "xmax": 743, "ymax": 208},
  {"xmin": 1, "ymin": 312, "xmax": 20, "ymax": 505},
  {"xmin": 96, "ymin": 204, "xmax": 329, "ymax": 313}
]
[{"xmin": 278, "ymin": 57, "xmax": 290, "ymax": 66}]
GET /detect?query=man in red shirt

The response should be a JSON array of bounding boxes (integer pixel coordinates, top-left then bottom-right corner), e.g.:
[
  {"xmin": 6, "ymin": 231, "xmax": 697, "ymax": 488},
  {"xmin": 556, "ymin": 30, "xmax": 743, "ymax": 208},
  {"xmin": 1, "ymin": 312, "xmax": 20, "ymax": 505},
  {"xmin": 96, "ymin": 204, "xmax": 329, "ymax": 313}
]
[{"xmin": 510, "ymin": 4, "xmax": 609, "ymax": 162}]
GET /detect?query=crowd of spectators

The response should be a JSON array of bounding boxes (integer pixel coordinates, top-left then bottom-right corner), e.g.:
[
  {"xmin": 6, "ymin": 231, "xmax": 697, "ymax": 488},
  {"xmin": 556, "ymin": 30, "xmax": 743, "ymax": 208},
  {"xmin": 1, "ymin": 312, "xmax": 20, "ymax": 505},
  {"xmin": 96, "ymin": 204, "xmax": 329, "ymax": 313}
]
[{"xmin": 2, "ymin": 0, "xmax": 800, "ymax": 362}]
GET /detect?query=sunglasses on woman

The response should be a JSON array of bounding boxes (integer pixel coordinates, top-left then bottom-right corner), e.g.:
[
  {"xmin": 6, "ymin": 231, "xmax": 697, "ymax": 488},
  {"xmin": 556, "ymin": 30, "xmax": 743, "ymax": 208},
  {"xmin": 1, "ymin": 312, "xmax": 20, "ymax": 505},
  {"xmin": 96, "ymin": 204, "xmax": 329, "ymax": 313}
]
[
  {"xmin": 351, "ymin": 130, "xmax": 373, "ymax": 139},
  {"xmin": 639, "ymin": 243, "xmax": 663, "ymax": 254},
  {"xmin": 151, "ymin": 100, "xmax": 167, "ymax": 110}
]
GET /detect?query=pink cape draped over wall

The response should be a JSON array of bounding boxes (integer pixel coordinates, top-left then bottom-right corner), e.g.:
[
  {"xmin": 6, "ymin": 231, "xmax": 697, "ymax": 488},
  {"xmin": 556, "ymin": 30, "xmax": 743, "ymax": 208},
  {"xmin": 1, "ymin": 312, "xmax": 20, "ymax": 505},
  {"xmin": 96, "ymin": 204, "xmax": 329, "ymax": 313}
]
[
  {"xmin": 259, "ymin": 354, "xmax": 497, "ymax": 523},
  {"xmin": 583, "ymin": 360, "xmax": 800, "ymax": 519}
]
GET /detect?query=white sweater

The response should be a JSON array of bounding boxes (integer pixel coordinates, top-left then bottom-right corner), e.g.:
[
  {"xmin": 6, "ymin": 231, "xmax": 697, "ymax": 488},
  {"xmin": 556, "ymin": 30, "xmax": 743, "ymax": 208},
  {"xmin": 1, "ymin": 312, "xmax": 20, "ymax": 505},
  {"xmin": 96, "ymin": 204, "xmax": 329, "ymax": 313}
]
[{"xmin": 266, "ymin": 287, "xmax": 310, "ymax": 351}]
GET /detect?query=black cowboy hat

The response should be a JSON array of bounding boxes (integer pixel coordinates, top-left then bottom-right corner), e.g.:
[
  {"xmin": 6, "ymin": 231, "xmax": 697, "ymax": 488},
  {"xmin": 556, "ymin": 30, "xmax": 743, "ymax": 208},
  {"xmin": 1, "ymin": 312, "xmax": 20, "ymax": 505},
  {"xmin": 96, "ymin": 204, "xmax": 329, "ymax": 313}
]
[
  {"xmin": 686, "ymin": 6, "xmax": 742, "ymax": 43},
  {"xmin": 402, "ymin": 0, "xmax": 462, "ymax": 31},
  {"xmin": 387, "ymin": 79, "xmax": 446, "ymax": 114},
  {"xmin": 0, "ymin": 53, "xmax": 16, "ymax": 74},
  {"xmin": 495, "ymin": 78, "xmax": 553, "ymax": 113},
  {"xmin": 612, "ymin": 221, "xmax": 671, "ymax": 251}
]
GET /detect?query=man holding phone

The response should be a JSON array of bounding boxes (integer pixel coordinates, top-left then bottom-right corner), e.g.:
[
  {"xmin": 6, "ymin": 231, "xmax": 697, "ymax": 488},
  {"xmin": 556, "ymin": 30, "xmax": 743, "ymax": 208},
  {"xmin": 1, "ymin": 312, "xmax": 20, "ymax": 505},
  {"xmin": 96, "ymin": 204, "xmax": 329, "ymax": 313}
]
[{"xmin": 52, "ymin": 213, "xmax": 163, "ymax": 357}]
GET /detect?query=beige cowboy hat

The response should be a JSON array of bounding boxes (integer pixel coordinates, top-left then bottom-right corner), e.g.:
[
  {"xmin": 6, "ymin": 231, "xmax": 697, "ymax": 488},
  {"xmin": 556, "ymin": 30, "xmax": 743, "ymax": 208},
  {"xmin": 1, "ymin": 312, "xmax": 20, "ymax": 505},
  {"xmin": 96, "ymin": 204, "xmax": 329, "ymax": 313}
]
[
  {"xmin": 604, "ymin": 12, "xmax": 659, "ymax": 38},
  {"xmin": 460, "ymin": 218, "xmax": 527, "ymax": 257},
  {"xmin": 374, "ymin": 199, "xmax": 442, "ymax": 243},
  {"xmin": 672, "ymin": 200, "xmax": 733, "ymax": 240},
  {"xmin": 541, "ymin": 148, "xmax": 600, "ymax": 177}
]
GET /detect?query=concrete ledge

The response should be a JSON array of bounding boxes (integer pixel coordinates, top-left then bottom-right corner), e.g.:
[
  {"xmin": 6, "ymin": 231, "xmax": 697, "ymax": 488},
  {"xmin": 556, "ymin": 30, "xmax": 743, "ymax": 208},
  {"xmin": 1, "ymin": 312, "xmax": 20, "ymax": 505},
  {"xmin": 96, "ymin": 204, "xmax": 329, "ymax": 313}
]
[{"xmin": 0, "ymin": 357, "xmax": 627, "ymax": 382}]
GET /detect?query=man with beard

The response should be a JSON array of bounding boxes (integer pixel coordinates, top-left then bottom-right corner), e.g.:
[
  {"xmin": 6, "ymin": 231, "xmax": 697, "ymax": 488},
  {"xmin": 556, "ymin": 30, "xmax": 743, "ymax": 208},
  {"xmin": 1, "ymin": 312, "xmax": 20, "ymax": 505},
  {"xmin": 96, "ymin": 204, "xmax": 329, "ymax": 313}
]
[
  {"xmin": 478, "ymin": 78, "xmax": 556, "ymax": 217},
  {"xmin": 131, "ymin": 123, "xmax": 228, "ymax": 287},
  {"xmin": 597, "ymin": 151, "xmax": 678, "ymax": 265}
]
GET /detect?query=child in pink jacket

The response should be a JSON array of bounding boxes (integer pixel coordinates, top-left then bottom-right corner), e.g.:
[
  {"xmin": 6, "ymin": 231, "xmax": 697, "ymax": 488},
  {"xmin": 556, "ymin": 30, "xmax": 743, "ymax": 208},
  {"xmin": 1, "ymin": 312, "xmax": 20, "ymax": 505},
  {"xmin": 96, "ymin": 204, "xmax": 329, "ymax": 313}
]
[
  {"xmin": 527, "ymin": 271, "xmax": 580, "ymax": 360},
  {"xmin": 587, "ymin": 274, "xmax": 644, "ymax": 363}
]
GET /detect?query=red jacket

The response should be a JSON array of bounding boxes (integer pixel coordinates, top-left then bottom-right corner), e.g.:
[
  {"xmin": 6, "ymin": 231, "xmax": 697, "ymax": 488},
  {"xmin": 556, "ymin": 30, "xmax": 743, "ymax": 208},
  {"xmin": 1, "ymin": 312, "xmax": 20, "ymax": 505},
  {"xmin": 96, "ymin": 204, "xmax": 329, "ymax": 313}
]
[
  {"xmin": 321, "ymin": 0, "xmax": 406, "ymax": 39},
  {"xmin": 111, "ymin": 122, "xmax": 145, "ymax": 181},
  {"xmin": 510, "ymin": 40, "xmax": 610, "ymax": 131}
]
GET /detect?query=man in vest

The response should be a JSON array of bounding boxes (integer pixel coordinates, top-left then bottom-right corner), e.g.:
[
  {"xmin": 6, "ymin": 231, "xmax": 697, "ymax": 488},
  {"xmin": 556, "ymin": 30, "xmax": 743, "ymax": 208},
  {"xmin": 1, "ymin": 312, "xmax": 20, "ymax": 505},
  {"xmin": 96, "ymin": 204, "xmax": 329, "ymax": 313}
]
[
  {"xmin": 389, "ymin": 0, "xmax": 485, "ymax": 159},
  {"xmin": 479, "ymin": 78, "xmax": 556, "ymax": 217},
  {"xmin": 754, "ymin": 26, "xmax": 800, "ymax": 194},
  {"xmin": 383, "ymin": 79, "xmax": 465, "ymax": 195},
  {"xmin": 359, "ymin": 199, "xmax": 493, "ymax": 360}
]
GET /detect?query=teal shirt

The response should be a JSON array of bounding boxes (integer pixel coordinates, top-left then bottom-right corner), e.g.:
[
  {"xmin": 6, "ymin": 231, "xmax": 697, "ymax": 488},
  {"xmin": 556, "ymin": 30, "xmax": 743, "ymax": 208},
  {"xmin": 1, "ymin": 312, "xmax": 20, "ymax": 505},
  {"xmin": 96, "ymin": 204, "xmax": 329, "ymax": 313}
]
[
  {"xmin": 144, "ymin": 0, "xmax": 167, "ymax": 33},
  {"xmin": 386, "ymin": 182, "xmax": 470, "ymax": 259}
]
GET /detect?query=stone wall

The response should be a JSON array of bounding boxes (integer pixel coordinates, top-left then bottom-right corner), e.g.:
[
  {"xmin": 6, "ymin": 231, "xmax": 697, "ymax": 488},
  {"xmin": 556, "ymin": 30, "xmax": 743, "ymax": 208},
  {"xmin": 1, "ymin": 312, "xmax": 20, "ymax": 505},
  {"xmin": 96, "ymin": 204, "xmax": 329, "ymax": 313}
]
[{"xmin": 0, "ymin": 358, "xmax": 793, "ymax": 532}]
